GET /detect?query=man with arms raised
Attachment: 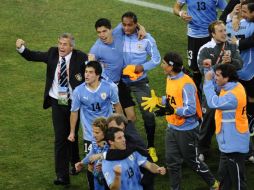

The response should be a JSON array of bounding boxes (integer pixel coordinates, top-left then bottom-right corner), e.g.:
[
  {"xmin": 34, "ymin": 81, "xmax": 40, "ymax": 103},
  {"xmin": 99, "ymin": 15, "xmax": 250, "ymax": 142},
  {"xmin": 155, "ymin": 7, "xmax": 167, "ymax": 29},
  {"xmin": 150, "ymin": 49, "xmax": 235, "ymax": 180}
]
[
  {"xmin": 16, "ymin": 33, "xmax": 87, "ymax": 185},
  {"xmin": 197, "ymin": 20, "xmax": 243, "ymax": 161},
  {"xmin": 204, "ymin": 64, "xmax": 249, "ymax": 189}
]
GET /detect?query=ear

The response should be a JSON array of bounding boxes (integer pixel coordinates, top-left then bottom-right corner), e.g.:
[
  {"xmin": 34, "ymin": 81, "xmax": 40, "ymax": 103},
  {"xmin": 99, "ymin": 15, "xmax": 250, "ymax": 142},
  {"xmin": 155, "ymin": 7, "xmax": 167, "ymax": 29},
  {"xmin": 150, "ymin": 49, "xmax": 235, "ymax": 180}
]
[{"xmin": 108, "ymin": 140, "xmax": 114, "ymax": 146}]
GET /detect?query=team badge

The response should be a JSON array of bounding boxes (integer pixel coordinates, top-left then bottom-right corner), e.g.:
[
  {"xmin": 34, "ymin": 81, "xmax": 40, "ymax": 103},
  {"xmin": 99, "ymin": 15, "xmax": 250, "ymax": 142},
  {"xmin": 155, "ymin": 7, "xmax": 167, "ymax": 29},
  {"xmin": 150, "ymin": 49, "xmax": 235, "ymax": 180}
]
[
  {"xmin": 104, "ymin": 172, "xmax": 109, "ymax": 180},
  {"xmin": 75, "ymin": 73, "xmax": 82, "ymax": 81},
  {"xmin": 128, "ymin": 154, "xmax": 134, "ymax": 161},
  {"xmin": 137, "ymin": 43, "xmax": 144, "ymax": 51},
  {"xmin": 101, "ymin": 92, "xmax": 107, "ymax": 100}
]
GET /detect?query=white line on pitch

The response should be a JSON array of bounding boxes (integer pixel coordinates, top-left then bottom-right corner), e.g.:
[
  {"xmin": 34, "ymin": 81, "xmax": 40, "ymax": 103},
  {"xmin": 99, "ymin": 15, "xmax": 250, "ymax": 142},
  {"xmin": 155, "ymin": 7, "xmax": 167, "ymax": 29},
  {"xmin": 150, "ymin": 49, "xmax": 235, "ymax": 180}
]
[{"xmin": 118, "ymin": 0, "xmax": 173, "ymax": 13}]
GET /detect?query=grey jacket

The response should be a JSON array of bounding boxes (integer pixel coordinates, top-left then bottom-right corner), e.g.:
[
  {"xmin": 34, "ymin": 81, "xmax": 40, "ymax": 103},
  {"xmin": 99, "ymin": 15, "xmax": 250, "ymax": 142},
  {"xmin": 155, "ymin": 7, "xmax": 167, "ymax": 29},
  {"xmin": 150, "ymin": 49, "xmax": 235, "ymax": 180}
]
[{"xmin": 197, "ymin": 38, "xmax": 243, "ymax": 75}]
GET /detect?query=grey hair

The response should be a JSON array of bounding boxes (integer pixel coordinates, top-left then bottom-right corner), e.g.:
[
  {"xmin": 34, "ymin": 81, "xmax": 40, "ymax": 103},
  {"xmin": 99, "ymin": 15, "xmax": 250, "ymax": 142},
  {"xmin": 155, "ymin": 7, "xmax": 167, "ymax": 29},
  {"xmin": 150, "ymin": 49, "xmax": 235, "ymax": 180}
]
[{"xmin": 59, "ymin": 33, "xmax": 75, "ymax": 47}]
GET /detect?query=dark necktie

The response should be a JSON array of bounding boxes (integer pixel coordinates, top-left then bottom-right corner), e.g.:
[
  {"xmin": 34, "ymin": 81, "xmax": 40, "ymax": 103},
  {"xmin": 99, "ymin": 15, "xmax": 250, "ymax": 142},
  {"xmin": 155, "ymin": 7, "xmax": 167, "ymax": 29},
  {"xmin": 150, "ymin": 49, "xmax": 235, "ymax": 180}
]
[{"xmin": 59, "ymin": 57, "xmax": 68, "ymax": 87}]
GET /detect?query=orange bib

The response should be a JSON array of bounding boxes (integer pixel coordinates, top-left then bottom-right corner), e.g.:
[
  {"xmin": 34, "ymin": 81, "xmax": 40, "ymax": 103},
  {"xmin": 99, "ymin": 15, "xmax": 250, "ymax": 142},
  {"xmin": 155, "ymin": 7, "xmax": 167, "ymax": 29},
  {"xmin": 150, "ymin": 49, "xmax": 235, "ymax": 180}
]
[
  {"xmin": 215, "ymin": 83, "xmax": 248, "ymax": 134},
  {"xmin": 166, "ymin": 74, "xmax": 202, "ymax": 126}
]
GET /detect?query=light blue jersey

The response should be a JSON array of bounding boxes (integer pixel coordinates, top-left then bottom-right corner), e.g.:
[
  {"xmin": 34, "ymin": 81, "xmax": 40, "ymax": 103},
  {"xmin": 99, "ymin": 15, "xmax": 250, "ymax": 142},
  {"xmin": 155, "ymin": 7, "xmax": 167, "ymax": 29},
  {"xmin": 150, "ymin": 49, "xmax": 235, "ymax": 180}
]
[
  {"xmin": 178, "ymin": 0, "xmax": 227, "ymax": 37},
  {"xmin": 102, "ymin": 151, "xmax": 147, "ymax": 190},
  {"xmin": 226, "ymin": 19, "xmax": 254, "ymax": 81},
  {"xmin": 122, "ymin": 33, "xmax": 161, "ymax": 83},
  {"xmin": 71, "ymin": 80, "xmax": 119, "ymax": 141},
  {"xmin": 82, "ymin": 142, "xmax": 109, "ymax": 190},
  {"xmin": 203, "ymin": 81, "xmax": 249, "ymax": 153},
  {"xmin": 113, "ymin": 24, "xmax": 161, "ymax": 83},
  {"xmin": 90, "ymin": 34, "xmax": 124, "ymax": 83}
]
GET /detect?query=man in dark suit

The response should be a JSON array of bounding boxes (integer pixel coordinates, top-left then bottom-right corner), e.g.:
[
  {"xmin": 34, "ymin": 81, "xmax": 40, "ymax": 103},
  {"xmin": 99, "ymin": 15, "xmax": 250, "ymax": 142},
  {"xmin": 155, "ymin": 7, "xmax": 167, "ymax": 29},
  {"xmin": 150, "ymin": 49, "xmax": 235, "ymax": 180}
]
[{"xmin": 16, "ymin": 33, "xmax": 88, "ymax": 185}]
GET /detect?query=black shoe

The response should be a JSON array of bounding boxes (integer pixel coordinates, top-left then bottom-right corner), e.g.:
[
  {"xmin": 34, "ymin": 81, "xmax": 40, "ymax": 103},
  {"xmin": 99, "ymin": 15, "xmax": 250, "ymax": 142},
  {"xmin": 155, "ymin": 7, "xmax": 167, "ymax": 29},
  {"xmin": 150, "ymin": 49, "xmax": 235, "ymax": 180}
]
[
  {"xmin": 70, "ymin": 166, "xmax": 80, "ymax": 175},
  {"xmin": 53, "ymin": 177, "xmax": 70, "ymax": 186}
]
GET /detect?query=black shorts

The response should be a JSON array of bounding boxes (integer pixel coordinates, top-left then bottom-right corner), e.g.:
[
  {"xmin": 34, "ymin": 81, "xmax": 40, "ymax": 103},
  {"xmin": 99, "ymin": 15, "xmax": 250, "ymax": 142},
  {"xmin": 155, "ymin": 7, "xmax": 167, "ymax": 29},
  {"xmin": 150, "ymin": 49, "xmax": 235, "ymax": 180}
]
[
  {"xmin": 239, "ymin": 77, "xmax": 254, "ymax": 98},
  {"xmin": 118, "ymin": 80, "xmax": 135, "ymax": 109},
  {"xmin": 188, "ymin": 36, "xmax": 210, "ymax": 72}
]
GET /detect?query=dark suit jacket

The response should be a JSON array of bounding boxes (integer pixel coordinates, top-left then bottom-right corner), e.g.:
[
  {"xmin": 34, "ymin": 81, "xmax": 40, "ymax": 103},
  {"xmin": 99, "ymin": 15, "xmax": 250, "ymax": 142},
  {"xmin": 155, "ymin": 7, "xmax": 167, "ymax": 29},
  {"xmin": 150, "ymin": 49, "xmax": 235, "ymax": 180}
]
[{"xmin": 20, "ymin": 47, "xmax": 88, "ymax": 109}]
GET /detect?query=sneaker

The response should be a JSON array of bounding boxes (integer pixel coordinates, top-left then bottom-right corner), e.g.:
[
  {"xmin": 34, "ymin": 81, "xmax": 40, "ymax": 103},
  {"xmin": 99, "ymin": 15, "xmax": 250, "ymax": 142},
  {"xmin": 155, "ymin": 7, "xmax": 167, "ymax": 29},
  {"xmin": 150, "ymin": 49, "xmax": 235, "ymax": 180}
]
[
  {"xmin": 148, "ymin": 147, "xmax": 158, "ymax": 162},
  {"xmin": 248, "ymin": 156, "xmax": 254, "ymax": 163},
  {"xmin": 210, "ymin": 180, "xmax": 220, "ymax": 190},
  {"xmin": 199, "ymin": 153, "xmax": 205, "ymax": 162}
]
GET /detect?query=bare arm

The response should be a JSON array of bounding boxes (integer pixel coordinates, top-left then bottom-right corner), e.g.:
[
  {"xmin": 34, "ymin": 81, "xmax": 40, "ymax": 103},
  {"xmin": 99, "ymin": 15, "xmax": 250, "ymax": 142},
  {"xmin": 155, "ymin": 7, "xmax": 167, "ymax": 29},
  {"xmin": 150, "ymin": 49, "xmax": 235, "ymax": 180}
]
[
  {"xmin": 68, "ymin": 111, "xmax": 78, "ymax": 142},
  {"xmin": 137, "ymin": 23, "xmax": 146, "ymax": 40},
  {"xmin": 110, "ymin": 165, "xmax": 122, "ymax": 190},
  {"xmin": 114, "ymin": 103, "xmax": 123, "ymax": 114},
  {"xmin": 173, "ymin": 2, "xmax": 192, "ymax": 22},
  {"xmin": 173, "ymin": 2, "xmax": 183, "ymax": 16},
  {"xmin": 142, "ymin": 161, "xmax": 166, "ymax": 175}
]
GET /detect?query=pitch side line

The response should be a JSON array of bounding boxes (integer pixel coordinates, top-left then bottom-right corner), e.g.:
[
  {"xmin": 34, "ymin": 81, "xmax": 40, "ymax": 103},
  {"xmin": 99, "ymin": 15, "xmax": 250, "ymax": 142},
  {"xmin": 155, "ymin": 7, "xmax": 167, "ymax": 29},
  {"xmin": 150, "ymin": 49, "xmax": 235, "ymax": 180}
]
[{"xmin": 118, "ymin": 0, "xmax": 173, "ymax": 13}]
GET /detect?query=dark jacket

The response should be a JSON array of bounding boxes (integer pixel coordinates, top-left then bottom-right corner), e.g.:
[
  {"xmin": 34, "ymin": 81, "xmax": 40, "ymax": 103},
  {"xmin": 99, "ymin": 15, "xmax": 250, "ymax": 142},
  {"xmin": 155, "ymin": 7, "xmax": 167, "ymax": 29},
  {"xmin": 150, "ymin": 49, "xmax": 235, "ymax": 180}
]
[
  {"xmin": 20, "ymin": 47, "xmax": 88, "ymax": 109},
  {"xmin": 198, "ymin": 39, "xmax": 243, "ymax": 75}
]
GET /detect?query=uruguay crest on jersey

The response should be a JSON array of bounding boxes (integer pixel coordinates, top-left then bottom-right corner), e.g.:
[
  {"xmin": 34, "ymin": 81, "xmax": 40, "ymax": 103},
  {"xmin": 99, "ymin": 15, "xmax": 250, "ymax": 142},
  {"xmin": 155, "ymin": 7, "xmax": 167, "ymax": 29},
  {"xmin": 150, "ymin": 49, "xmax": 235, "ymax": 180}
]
[{"xmin": 100, "ymin": 92, "xmax": 107, "ymax": 100}]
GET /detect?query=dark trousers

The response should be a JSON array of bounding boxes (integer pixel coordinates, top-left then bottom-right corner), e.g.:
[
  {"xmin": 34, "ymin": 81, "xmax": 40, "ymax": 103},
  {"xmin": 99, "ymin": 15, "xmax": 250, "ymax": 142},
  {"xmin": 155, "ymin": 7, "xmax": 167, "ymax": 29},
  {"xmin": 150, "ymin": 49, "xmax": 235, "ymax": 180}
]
[
  {"xmin": 218, "ymin": 152, "xmax": 247, "ymax": 190},
  {"xmin": 187, "ymin": 36, "xmax": 210, "ymax": 98},
  {"xmin": 165, "ymin": 127, "xmax": 215, "ymax": 190},
  {"xmin": 129, "ymin": 78, "xmax": 156, "ymax": 148},
  {"xmin": 51, "ymin": 98, "xmax": 80, "ymax": 179},
  {"xmin": 198, "ymin": 97, "xmax": 216, "ymax": 156}
]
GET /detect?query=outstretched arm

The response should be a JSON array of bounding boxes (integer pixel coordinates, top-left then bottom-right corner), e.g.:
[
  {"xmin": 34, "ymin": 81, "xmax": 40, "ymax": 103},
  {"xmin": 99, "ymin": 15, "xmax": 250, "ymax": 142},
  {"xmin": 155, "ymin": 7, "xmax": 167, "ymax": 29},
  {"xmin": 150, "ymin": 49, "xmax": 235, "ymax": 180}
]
[
  {"xmin": 142, "ymin": 161, "xmax": 166, "ymax": 175},
  {"xmin": 16, "ymin": 38, "xmax": 49, "ymax": 63},
  {"xmin": 173, "ymin": 2, "xmax": 192, "ymax": 22}
]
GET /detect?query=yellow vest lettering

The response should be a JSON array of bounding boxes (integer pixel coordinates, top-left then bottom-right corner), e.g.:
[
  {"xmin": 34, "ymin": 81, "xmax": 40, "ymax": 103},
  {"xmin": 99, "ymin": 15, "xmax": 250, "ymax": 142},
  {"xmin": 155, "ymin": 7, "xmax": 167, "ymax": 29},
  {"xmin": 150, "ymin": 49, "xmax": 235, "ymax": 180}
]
[{"xmin": 166, "ymin": 74, "xmax": 202, "ymax": 126}]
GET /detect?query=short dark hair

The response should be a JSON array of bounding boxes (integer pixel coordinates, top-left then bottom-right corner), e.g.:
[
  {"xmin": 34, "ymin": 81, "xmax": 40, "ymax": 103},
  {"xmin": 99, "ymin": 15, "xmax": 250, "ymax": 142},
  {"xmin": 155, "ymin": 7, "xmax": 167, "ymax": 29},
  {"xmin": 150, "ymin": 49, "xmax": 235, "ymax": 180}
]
[
  {"xmin": 208, "ymin": 20, "xmax": 224, "ymax": 37},
  {"xmin": 121, "ymin": 11, "xmax": 138, "ymax": 23},
  {"xmin": 241, "ymin": 0, "xmax": 249, "ymax": 6},
  {"xmin": 105, "ymin": 127, "xmax": 123, "ymax": 143},
  {"xmin": 85, "ymin": 61, "xmax": 102, "ymax": 76},
  {"xmin": 107, "ymin": 113, "xmax": 128, "ymax": 127},
  {"xmin": 95, "ymin": 18, "xmax": 112, "ymax": 30},
  {"xmin": 215, "ymin": 64, "xmax": 238, "ymax": 82},
  {"xmin": 92, "ymin": 117, "xmax": 108, "ymax": 136},
  {"xmin": 248, "ymin": 2, "xmax": 254, "ymax": 12},
  {"xmin": 163, "ymin": 51, "xmax": 183, "ymax": 73}
]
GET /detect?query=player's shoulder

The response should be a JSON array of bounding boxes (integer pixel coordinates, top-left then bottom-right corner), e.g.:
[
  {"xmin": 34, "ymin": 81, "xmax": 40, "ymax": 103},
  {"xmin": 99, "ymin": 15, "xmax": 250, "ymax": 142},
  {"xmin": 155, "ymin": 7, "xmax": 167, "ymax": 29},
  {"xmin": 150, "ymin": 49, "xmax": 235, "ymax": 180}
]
[
  {"xmin": 144, "ymin": 33, "xmax": 156, "ymax": 41},
  {"xmin": 101, "ymin": 79, "xmax": 117, "ymax": 88},
  {"xmin": 75, "ymin": 82, "xmax": 86, "ymax": 91},
  {"xmin": 91, "ymin": 39, "xmax": 104, "ymax": 48},
  {"xmin": 101, "ymin": 79, "xmax": 111, "ymax": 86}
]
